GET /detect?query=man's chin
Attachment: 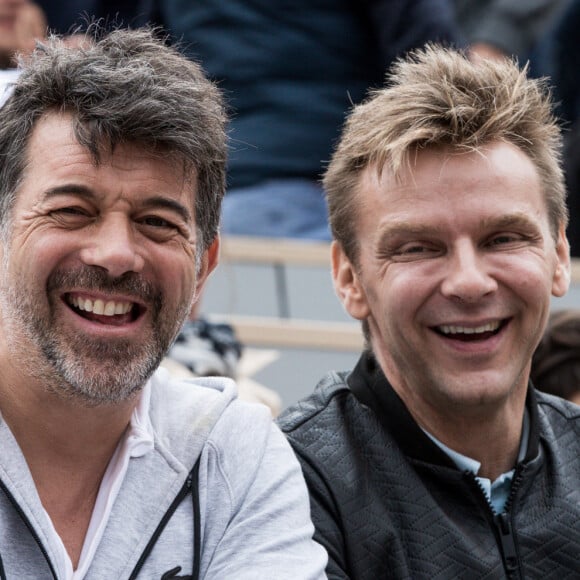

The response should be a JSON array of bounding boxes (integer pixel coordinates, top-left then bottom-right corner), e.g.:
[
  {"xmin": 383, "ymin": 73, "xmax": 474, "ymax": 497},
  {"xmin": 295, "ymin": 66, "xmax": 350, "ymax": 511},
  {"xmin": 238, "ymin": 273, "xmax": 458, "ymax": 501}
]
[
  {"xmin": 46, "ymin": 349, "xmax": 163, "ymax": 406},
  {"xmin": 51, "ymin": 368, "xmax": 152, "ymax": 407}
]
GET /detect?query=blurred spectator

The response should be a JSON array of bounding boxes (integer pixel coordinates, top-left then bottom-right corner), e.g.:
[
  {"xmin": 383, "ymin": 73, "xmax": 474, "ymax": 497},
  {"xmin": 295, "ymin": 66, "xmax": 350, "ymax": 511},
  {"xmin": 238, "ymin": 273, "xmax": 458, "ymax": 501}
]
[
  {"xmin": 454, "ymin": 0, "xmax": 569, "ymax": 62},
  {"xmin": 143, "ymin": 0, "xmax": 460, "ymax": 240},
  {"xmin": 0, "ymin": 0, "xmax": 45, "ymax": 108},
  {"xmin": 563, "ymin": 121, "xmax": 580, "ymax": 256},
  {"xmin": 531, "ymin": 309, "xmax": 580, "ymax": 405},
  {"xmin": 527, "ymin": 0, "xmax": 580, "ymax": 256},
  {"xmin": 34, "ymin": 0, "xmax": 144, "ymax": 34},
  {"xmin": 529, "ymin": 0, "xmax": 579, "ymax": 125},
  {"xmin": 0, "ymin": 0, "xmax": 46, "ymax": 68}
]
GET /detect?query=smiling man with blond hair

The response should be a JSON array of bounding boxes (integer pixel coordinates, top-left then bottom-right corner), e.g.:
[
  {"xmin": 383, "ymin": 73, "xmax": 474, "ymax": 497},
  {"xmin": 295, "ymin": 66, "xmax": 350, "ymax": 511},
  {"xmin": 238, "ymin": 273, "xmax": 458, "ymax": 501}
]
[{"xmin": 279, "ymin": 45, "xmax": 580, "ymax": 579}]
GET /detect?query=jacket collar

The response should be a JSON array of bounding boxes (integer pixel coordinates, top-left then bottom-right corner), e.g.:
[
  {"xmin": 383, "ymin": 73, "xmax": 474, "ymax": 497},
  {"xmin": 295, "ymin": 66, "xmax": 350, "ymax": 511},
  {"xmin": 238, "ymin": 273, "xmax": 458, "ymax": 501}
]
[{"xmin": 347, "ymin": 350, "xmax": 540, "ymax": 467}]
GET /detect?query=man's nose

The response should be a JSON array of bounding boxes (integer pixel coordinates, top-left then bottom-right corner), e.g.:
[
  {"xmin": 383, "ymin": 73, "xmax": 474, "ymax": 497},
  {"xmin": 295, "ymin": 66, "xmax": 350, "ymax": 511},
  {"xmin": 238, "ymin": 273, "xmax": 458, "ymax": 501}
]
[
  {"xmin": 79, "ymin": 217, "xmax": 145, "ymax": 278},
  {"xmin": 440, "ymin": 241, "xmax": 497, "ymax": 302}
]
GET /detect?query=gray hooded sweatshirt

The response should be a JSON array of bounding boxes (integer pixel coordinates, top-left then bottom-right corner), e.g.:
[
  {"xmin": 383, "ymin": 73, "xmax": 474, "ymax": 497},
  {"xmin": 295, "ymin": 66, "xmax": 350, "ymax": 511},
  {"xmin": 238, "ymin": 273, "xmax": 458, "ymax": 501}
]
[{"xmin": 0, "ymin": 369, "xmax": 327, "ymax": 578}]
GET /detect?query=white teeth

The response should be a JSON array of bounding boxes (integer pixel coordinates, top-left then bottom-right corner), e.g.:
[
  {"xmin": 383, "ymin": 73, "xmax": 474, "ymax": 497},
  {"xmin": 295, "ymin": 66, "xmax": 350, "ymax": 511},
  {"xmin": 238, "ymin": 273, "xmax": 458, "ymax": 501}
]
[
  {"xmin": 439, "ymin": 321, "xmax": 500, "ymax": 335},
  {"xmin": 67, "ymin": 295, "xmax": 133, "ymax": 316}
]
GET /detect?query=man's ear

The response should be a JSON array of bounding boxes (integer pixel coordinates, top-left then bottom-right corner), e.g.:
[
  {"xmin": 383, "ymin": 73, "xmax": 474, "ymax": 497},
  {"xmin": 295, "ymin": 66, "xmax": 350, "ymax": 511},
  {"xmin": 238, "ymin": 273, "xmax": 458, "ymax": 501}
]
[
  {"xmin": 195, "ymin": 235, "xmax": 220, "ymax": 296},
  {"xmin": 552, "ymin": 223, "xmax": 571, "ymax": 298},
  {"xmin": 331, "ymin": 240, "xmax": 370, "ymax": 321}
]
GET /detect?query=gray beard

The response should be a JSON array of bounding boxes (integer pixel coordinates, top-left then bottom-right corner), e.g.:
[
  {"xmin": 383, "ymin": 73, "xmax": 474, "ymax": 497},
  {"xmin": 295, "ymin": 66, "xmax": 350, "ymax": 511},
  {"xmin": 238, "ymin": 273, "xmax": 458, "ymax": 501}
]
[{"xmin": 0, "ymin": 266, "xmax": 189, "ymax": 407}]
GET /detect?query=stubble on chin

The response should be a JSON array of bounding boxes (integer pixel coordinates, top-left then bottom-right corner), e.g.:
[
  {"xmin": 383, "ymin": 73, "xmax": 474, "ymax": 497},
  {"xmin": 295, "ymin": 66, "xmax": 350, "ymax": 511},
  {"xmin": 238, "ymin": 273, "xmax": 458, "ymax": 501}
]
[{"xmin": 1, "ymin": 266, "xmax": 190, "ymax": 407}]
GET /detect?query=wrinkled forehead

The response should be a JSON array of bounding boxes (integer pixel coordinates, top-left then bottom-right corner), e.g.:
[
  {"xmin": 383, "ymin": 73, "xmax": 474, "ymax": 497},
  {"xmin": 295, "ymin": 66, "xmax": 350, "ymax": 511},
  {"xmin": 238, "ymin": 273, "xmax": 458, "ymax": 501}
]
[
  {"xmin": 353, "ymin": 141, "xmax": 549, "ymax": 235},
  {"xmin": 26, "ymin": 110, "xmax": 192, "ymax": 178},
  {"xmin": 362, "ymin": 141, "xmax": 541, "ymax": 195}
]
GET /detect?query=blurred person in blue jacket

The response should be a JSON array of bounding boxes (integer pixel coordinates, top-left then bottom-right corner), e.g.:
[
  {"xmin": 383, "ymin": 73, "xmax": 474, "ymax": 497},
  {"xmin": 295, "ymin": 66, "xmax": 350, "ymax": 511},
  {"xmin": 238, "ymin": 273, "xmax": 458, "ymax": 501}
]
[
  {"xmin": 454, "ymin": 0, "xmax": 569, "ymax": 62},
  {"xmin": 142, "ymin": 0, "xmax": 460, "ymax": 240},
  {"xmin": 528, "ymin": 0, "xmax": 580, "ymax": 256},
  {"xmin": 35, "ymin": 0, "xmax": 143, "ymax": 34}
]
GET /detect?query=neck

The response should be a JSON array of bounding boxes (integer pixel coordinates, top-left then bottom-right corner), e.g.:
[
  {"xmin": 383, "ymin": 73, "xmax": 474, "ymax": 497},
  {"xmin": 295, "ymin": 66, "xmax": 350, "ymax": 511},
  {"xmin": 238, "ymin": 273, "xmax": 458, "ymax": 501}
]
[
  {"xmin": 4, "ymin": 397, "xmax": 134, "ymax": 464},
  {"xmin": 373, "ymin": 350, "xmax": 529, "ymax": 481},
  {"xmin": 0, "ymin": 371, "xmax": 139, "ymax": 569},
  {"xmin": 0, "ymin": 357, "xmax": 138, "ymax": 473},
  {"xmin": 0, "ymin": 338, "xmax": 144, "ymax": 569},
  {"xmin": 425, "ymin": 412, "xmax": 525, "ymax": 480},
  {"xmin": 411, "ymin": 396, "xmax": 526, "ymax": 481}
]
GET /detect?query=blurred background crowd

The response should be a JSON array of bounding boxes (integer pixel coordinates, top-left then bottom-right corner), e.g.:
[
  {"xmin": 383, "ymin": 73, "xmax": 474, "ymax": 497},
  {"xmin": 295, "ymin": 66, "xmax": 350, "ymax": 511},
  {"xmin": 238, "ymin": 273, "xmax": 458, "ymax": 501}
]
[
  {"xmin": 2, "ymin": 0, "xmax": 579, "ymax": 252},
  {"xmin": 1, "ymin": 0, "xmax": 579, "ymax": 409}
]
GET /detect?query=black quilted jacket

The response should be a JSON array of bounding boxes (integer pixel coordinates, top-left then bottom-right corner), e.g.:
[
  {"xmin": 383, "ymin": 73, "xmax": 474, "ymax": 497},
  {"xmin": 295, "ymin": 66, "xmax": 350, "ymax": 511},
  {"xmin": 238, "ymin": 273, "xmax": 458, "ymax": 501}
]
[{"xmin": 278, "ymin": 351, "xmax": 580, "ymax": 579}]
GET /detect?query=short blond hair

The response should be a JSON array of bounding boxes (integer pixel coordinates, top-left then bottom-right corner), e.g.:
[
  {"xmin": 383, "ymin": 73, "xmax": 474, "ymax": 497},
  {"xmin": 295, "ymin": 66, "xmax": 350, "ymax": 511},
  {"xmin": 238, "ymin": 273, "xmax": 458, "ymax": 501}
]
[{"xmin": 324, "ymin": 44, "xmax": 566, "ymax": 263}]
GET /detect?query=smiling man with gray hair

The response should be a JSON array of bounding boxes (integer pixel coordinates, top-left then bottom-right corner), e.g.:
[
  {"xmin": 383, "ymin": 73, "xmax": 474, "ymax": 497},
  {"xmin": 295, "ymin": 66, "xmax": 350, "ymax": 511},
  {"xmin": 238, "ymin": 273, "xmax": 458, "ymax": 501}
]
[{"xmin": 0, "ymin": 27, "xmax": 326, "ymax": 579}]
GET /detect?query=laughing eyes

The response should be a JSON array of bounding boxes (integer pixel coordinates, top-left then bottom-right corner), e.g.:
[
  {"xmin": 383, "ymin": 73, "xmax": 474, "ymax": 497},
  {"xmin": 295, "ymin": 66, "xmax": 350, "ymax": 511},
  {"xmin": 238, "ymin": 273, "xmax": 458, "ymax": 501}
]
[
  {"xmin": 53, "ymin": 206, "xmax": 88, "ymax": 217},
  {"xmin": 488, "ymin": 234, "xmax": 522, "ymax": 246},
  {"xmin": 389, "ymin": 243, "xmax": 439, "ymax": 261},
  {"xmin": 137, "ymin": 216, "xmax": 185, "ymax": 242},
  {"xmin": 139, "ymin": 215, "xmax": 177, "ymax": 230},
  {"xmin": 388, "ymin": 233, "xmax": 532, "ymax": 261},
  {"xmin": 49, "ymin": 207, "xmax": 185, "ymax": 241}
]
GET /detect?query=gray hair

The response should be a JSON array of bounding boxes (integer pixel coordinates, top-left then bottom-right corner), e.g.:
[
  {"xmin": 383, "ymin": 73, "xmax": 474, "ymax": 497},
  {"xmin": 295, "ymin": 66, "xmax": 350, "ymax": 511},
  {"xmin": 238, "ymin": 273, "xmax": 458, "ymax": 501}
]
[{"xmin": 0, "ymin": 26, "xmax": 227, "ymax": 252}]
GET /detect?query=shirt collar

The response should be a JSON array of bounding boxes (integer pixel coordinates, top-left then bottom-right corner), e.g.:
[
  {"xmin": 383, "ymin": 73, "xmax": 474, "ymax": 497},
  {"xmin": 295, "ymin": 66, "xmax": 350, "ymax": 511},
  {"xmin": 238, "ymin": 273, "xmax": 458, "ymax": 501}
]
[
  {"xmin": 422, "ymin": 408, "xmax": 530, "ymax": 479},
  {"xmin": 124, "ymin": 380, "xmax": 155, "ymax": 458}
]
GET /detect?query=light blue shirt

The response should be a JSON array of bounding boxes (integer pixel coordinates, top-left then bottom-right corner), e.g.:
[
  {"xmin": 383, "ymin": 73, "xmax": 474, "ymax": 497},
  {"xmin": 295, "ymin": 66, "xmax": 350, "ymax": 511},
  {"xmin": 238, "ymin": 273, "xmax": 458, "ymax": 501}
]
[{"xmin": 423, "ymin": 410, "xmax": 530, "ymax": 514}]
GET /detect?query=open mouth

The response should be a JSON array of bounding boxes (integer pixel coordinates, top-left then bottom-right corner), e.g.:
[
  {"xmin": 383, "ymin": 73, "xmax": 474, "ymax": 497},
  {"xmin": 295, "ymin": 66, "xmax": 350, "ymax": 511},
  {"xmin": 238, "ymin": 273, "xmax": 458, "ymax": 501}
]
[
  {"xmin": 433, "ymin": 319, "xmax": 508, "ymax": 342},
  {"xmin": 65, "ymin": 293, "xmax": 143, "ymax": 325}
]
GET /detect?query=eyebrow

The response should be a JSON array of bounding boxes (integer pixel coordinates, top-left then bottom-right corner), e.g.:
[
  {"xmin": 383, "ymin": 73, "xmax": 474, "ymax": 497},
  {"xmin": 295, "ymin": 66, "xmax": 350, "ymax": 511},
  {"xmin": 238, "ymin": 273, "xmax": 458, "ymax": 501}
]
[
  {"xmin": 376, "ymin": 211, "xmax": 541, "ymax": 246},
  {"xmin": 42, "ymin": 185, "xmax": 193, "ymax": 223},
  {"xmin": 479, "ymin": 212, "xmax": 539, "ymax": 231},
  {"xmin": 43, "ymin": 184, "xmax": 94, "ymax": 200},
  {"xmin": 376, "ymin": 222, "xmax": 444, "ymax": 247},
  {"xmin": 140, "ymin": 196, "xmax": 192, "ymax": 224}
]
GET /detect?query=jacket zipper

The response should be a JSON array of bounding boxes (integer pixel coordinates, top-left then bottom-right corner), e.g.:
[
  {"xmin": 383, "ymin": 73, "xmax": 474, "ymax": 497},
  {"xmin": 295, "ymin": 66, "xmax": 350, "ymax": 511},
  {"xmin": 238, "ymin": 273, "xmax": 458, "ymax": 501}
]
[
  {"xmin": 128, "ymin": 471, "xmax": 194, "ymax": 579},
  {"xmin": 465, "ymin": 465, "xmax": 526, "ymax": 579},
  {"xmin": 495, "ymin": 512, "xmax": 519, "ymax": 578},
  {"xmin": 2, "ymin": 466, "xmax": 198, "ymax": 579},
  {"xmin": 0, "ymin": 478, "xmax": 59, "ymax": 579},
  {"xmin": 494, "ymin": 465, "xmax": 526, "ymax": 579}
]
